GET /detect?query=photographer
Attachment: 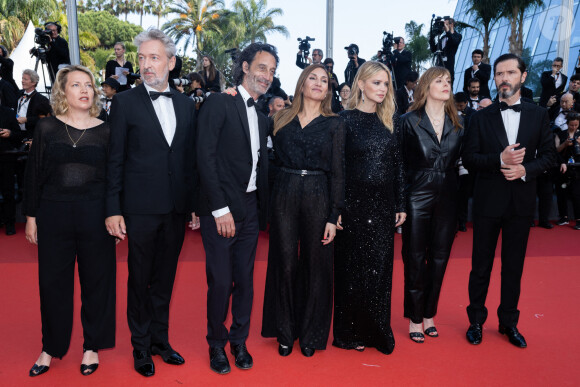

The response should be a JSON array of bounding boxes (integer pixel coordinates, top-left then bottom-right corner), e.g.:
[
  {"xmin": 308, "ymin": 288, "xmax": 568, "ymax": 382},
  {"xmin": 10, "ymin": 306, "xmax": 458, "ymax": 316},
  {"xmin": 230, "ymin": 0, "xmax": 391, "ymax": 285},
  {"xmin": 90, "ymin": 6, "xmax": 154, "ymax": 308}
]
[
  {"xmin": 323, "ymin": 58, "xmax": 341, "ymax": 112},
  {"xmin": 296, "ymin": 47, "xmax": 322, "ymax": 69},
  {"xmin": 429, "ymin": 17, "xmax": 462, "ymax": 84},
  {"xmin": 44, "ymin": 23, "xmax": 70, "ymax": 82},
  {"xmin": 554, "ymin": 113, "xmax": 580, "ymax": 229},
  {"xmin": 344, "ymin": 44, "xmax": 366, "ymax": 86},
  {"xmin": 392, "ymin": 37, "xmax": 412, "ymax": 91}
]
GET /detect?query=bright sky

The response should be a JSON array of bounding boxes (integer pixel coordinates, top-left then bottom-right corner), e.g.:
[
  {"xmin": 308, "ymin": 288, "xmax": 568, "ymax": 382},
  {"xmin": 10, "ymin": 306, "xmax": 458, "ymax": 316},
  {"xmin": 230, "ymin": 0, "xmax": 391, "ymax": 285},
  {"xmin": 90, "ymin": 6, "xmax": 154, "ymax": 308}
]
[{"xmin": 128, "ymin": 0, "xmax": 459, "ymax": 92}]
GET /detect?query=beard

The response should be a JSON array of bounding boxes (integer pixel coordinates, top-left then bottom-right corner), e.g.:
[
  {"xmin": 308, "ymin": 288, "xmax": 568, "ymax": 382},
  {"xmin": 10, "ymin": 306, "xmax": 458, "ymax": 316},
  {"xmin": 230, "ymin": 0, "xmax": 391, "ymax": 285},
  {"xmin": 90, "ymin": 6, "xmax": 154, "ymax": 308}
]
[
  {"xmin": 498, "ymin": 80, "xmax": 522, "ymax": 99},
  {"xmin": 142, "ymin": 68, "xmax": 167, "ymax": 89},
  {"xmin": 245, "ymin": 72, "xmax": 271, "ymax": 97}
]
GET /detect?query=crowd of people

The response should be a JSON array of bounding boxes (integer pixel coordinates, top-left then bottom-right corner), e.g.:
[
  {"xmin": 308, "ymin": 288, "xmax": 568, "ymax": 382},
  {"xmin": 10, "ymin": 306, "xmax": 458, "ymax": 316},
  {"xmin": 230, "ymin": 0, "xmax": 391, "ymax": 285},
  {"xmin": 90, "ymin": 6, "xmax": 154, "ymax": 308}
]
[{"xmin": 0, "ymin": 23, "xmax": 579, "ymax": 379}]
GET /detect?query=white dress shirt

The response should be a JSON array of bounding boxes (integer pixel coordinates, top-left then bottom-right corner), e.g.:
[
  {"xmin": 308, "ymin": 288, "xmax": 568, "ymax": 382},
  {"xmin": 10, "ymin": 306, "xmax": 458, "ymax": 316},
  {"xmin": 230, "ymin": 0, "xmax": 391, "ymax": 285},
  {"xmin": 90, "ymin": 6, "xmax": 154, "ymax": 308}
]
[
  {"xmin": 144, "ymin": 83, "xmax": 176, "ymax": 145},
  {"xmin": 405, "ymin": 86, "xmax": 414, "ymax": 103},
  {"xmin": 212, "ymin": 85, "xmax": 261, "ymax": 218},
  {"xmin": 555, "ymin": 108, "xmax": 568, "ymax": 131},
  {"xmin": 500, "ymin": 98, "xmax": 525, "ymax": 180},
  {"xmin": 17, "ymin": 91, "xmax": 33, "ymax": 131},
  {"xmin": 553, "ymin": 72, "xmax": 563, "ymax": 89}
]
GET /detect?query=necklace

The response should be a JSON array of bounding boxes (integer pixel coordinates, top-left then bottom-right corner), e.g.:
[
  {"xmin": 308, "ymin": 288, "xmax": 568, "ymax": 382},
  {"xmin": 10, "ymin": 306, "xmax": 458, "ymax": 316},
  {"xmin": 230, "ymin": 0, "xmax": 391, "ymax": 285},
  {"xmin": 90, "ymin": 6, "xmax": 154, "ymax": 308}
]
[{"xmin": 64, "ymin": 122, "xmax": 87, "ymax": 148}]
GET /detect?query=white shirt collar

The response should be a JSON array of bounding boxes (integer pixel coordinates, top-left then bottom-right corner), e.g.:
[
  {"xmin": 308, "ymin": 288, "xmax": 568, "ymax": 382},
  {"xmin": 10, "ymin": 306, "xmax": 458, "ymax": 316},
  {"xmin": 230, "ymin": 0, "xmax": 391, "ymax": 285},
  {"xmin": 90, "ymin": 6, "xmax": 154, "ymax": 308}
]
[
  {"xmin": 144, "ymin": 82, "xmax": 171, "ymax": 94},
  {"xmin": 237, "ymin": 85, "xmax": 254, "ymax": 106}
]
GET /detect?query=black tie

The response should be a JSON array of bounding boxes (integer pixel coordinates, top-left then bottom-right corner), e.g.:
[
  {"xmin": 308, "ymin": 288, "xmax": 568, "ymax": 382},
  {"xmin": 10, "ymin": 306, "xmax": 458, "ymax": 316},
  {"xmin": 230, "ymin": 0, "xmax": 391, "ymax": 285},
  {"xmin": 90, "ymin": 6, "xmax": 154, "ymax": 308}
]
[
  {"xmin": 149, "ymin": 91, "xmax": 173, "ymax": 101},
  {"xmin": 246, "ymin": 97, "xmax": 255, "ymax": 108},
  {"xmin": 105, "ymin": 98, "xmax": 113, "ymax": 103},
  {"xmin": 499, "ymin": 102, "xmax": 522, "ymax": 112}
]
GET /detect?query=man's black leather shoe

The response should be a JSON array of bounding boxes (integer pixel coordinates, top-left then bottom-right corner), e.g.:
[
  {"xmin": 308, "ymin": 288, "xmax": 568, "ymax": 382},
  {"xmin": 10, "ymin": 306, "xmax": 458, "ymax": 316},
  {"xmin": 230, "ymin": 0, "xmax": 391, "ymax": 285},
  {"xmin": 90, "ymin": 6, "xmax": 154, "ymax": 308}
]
[
  {"xmin": 466, "ymin": 324, "xmax": 482, "ymax": 345},
  {"xmin": 538, "ymin": 221, "xmax": 554, "ymax": 229},
  {"xmin": 231, "ymin": 343, "xmax": 253, "ymax": 369},
  {"xmin": 278, "ymin": 344, "xmax": 292, "ymax": 356},
  {"xmin": 151, "ymin": 343, "xmax": 184, "ymax": 365},
  {"xmin": 5, "ymin": 223, "xmax": 15, "ymax": 235},
  {"xmin": 300, "ymin": 347, "xmax": 315, "ymax": 357},
  {"xmin": 133, "ymin": 350, "xmax": 155, "ymax": 377},
  {"xmin": 209, "ymin": 347, "xmax": 231, "ymax": 374},
  {"xmin": 498, "ymin": 325, "xmax": 527, "ymax": 348}
]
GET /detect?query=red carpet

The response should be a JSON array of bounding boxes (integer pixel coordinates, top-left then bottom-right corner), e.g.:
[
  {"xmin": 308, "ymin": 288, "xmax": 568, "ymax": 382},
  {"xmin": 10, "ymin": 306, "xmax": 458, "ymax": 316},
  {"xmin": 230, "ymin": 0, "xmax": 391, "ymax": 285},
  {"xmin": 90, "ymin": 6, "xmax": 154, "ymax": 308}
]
[{"xmin": 1, "ymin": 223, "xmax": 579, "ymax": 386}]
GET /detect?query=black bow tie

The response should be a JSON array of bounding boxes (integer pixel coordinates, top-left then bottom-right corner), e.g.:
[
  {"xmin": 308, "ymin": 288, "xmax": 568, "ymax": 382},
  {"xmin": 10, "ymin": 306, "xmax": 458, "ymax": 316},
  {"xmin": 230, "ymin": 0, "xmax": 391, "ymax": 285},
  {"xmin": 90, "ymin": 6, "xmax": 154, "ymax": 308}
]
[
  {"xmin": 246, "ymin": 97, "xmax": 255, "ymax": 108},
  {"xmin": 105, "ymin": 98, "xmax": 113, "ymax": 103},
  {"xmin": 149, "ymin": 91, "xmax": 173, "ymax": 101},
  {"xmin": 499, "ymin": 102, "xmax": 521, "ymax": 112}
]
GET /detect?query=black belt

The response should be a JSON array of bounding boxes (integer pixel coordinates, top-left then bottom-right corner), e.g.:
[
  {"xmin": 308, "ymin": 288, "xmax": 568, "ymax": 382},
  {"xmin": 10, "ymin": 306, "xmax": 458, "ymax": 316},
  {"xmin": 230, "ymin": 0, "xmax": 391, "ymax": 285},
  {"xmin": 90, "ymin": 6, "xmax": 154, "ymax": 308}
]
[{"xmin": 280, "ymin": 167, "xmax": 325, "ymax": 176}]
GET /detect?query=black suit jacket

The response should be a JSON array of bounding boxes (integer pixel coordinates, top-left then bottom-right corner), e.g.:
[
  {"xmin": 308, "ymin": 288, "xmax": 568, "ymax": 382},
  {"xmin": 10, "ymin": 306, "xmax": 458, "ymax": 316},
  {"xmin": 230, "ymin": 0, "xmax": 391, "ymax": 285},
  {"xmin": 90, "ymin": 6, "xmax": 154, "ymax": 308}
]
[
  {"xmin": 539, "ymin": 71, "xmax": 568, "ymax": 107},
  {"xmin": 463, "ymin": 101, "xmax": 556, "ymax": 217},
  {"xmin": 18, "ymin": 90, "xmax": 49, "ymax": 135},
  {"xmin": 395, "ymin": 86, "xmax": 412, "ymax": 115},
  {"xmin": 106, "ymin": 84, "xmax": 197, "ymax": 216},
  {"xmin": 430, "ymin": 31, "xmax": 462, "ymax": 77},
  {"xmin": 0, "ymin": 105, "xmax": 20, "ymax": 155},
  {"xmin": 196, "ymin": 89, "xmax": 269, "ymax": 230},
  {"xmin": 0, "ymin": 79, "xmax": 17, "ymax": 110},
  {"xmin": 392, "ymin": 49, "xmax": 412, "ymax": 89},
  {"xmin": 463, "ymin": 62, "xmax": 491, "ymax": 98}
]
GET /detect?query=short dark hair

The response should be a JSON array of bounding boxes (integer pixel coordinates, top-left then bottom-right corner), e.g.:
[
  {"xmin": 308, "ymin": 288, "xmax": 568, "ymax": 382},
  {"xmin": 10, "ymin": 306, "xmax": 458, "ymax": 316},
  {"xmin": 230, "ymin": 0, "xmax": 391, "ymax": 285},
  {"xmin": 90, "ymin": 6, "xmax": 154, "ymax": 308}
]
[
  {"xmin": 467, "ymin": 77, "xmax": 480, "ymax": 87},
  {"xmin": 233, "ymin": 42, "xmax": 279, "ymax": 86},
  {"xmin": 554, "ymin": 57, "xmax": 564, "ymax": 64},
  {"xmin": 187, "ymin": 72, "xmax": 205, "ymax": 88},
  {"xmin": 454, "ymin": 92, "xmax": 468, "ymax": 103},
  {"xmin": 566, "ymin": 111, "xmax": 579, "ymax": 123},
  {"xmin": 323, "ymin": 58, "xmax": 334, "ymax": 65},
  {"xmin": 494, "ymin": 53, "xmax": 526, "ymax": 75},
  {"xmin": 394, "ymin": 37, "xmax": 403, "ymax": 45},
  {"xmin": 268, "ymin": 95, "xmax": 284, "ymax": 106},
  {"xmin": 405, "ymin": 71, "xmax": 419, "ymax": 83},
  {"xmin": 472, "ymin": 49, "xmax": 484, "ymax": 57},
  {"xmin": 570, "ymin": 74, "xmax": 580, "ymax": 82},
  {"xmin": 444, "ymin": 17, "xmax": 455, "ymax": 25}
]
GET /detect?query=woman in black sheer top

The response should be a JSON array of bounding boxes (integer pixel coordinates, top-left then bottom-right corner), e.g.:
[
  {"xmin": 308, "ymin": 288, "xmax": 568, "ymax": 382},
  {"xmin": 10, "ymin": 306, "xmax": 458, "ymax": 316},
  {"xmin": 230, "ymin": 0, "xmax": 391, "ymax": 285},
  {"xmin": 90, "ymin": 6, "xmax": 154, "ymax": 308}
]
[
  {"xmin": 24, "ymin": 65, "xmax": 116, "ymax": 377},
  {"xmin": 261, "ymin": 64, "xmax": 345, "ymax": 357},
  {"xmin": 333, "ymin": 61, "xmax": 406, "ymax": 355}
]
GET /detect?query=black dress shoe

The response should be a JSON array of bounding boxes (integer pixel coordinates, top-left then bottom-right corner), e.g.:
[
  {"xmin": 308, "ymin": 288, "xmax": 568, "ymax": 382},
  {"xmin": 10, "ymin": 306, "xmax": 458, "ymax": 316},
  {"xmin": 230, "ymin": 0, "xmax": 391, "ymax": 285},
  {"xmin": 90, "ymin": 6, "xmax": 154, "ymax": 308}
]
[
  {"xmin": 278, "ymin": 344, "xmax": 292, "ymax": 356},
  {"xmin": 529, "ymin": 221, "xmax": 536, "ymax": 227},
  {"xmin": 538, "ymin": 221, "xmax": 554, "ymax": 229},
  {"xmin": 151, "ymin": 343, "xmax": 185, "ymax": 365},
  {"xmin": 498, "ymin": 325, "xmax": 527, "ymax": 348},
  {"xmin": 133, "ymin": 350, "xmax": 155, "ymax": 377},
  {"xmin": 81, "ymin": 348, "xmax": 99, "ymax": 375},
  {"xmin": 209, "ymin": 347, "xmax": 231, "ymax": 374},
  {"xmin": 231, "ymin": 343, "xmax": 253, "ymax": 369},
  {"xmin": 5, "ymin": 223, "xmax": 15, "ymax": 235},
  {"xmin": 300, "ymin": 347, "xmax": 315, "ymax": 357},
  {"xmin": 466, "ymin": 324, "xmax": 482, "ymax": 345},
  {"xmin": 29, "ymin": 364, "xmax": 49, "ymax": 377},
  {"xmin": 458, "ymin": 222, "xmax": 467, "ymax": 232}
]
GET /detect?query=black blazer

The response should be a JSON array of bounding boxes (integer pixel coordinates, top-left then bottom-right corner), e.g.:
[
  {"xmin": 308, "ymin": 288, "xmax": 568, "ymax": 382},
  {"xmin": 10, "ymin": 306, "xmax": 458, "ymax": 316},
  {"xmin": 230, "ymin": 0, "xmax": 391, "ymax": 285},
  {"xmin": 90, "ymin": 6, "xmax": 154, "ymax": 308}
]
[
  {"xmin": 395, "ymin": 87, "xmax": 412, "ymax": 115},
  {"xmin": 19, "ymin": 90, "xmax": 49, "ymax": 135},
  {"xmin": 539, "ymin": 71, "xmax": 568, "ymax": 107},
  {"xmin": 462, "ymin": 101, "xmax": 556, "ymax": 217},
  {"xmin": 392, "ymin": 49, "xmax": 412, "ymax": 89},
  {"xmin": 106, "ymin": 84, "xmax": 197, "ymax": 216},
  {"xmin": 463, "ymin": 62, "xmax": 491, "ymax": 98},
  {"xmin": 0, "ymin": 105, "xmax": 21, "ymax": 155},
  {"xmin": 430, "ymin": 31, "xmax": 462, "ymax": 76},
  {"xmin": 196, "ymin": 89, "xmax": 269, "ymax": 230}
]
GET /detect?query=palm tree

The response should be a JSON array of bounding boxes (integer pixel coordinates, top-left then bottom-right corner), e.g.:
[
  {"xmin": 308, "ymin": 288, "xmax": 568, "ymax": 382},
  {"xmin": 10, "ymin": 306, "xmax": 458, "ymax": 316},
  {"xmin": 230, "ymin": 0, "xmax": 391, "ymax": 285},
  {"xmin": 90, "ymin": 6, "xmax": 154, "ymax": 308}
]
[
  {"xmin": 232, "ymin": 0, "xmax": 288, "ymax": 45},
  {"xmin": 501, "ymin": 0, "xmax": 545, "ymax": 56},
  {"xmin": 465, "ymin": 0, "xmax": 504, "ymax": 62},
  {"xmin": 0, "ymin": 0, "xmax": 58, "ymax": 51},
  {"xmin": 146, "ymin": 0, "xmax": 168, "ymax": 29},
  {"xmin": 162, "ymin": 0, "xmax": 227, "ymax": 67},
  {"xmin": 404, "ymin": 21, "xmax": 431, "ymax": 72},
  {"xmin": 116, "ymin": 0, "xmax": 135, "ymax": 21},
  {"xmin": 134, "ymin": 0, "xmax": 147, "ymax": 27}
]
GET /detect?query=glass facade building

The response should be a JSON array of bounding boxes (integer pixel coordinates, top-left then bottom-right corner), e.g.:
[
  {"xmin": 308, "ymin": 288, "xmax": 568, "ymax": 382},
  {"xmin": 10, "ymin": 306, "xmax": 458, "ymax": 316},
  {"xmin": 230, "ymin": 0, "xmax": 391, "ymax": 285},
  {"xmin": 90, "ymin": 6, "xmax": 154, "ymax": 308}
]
[{"xmin": 451, "ymin": 0, "xmax": 580, "ymax": 97}]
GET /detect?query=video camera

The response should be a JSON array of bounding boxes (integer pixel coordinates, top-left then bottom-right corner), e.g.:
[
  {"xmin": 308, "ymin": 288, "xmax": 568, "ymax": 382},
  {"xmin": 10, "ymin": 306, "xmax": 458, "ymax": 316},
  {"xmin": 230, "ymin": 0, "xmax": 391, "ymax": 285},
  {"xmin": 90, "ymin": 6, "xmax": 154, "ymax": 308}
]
[
  {"xmin": 431, "ymin": 15, "xmax": 449, "ymax": 37},
  {"xmin": 34, "ymin": 28, "xmax": 52, "ymax": 47},
  {"xmin": 377, "ymin": 32, "xmax": 395, "ymax": 65},
  {"xmin": 298, "ymin": 36, "xmax": 315, "ymax": 57}
]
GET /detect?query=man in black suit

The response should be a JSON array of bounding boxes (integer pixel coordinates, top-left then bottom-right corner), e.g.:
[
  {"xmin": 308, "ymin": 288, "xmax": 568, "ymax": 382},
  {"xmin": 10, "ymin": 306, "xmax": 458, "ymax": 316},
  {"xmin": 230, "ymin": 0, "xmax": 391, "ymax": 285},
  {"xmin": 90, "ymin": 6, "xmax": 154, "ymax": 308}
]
[
  {"xmin": 197, "ymin": 43, "xmax": 277, "ymax": 375},
  {"xmin": 106, "ymin": 28, "xmax": 197, "ymax": 377},
  {"xmin": 465, "ymin": 78, "xmax": 482, "ymax": 110},
  {"xmin": 539, "ymin": 57, "xmax": 568, "ymax": 107},
  {"xmin": 429, "ymin": 17, "xmax": 462, "ymax": 84},
  {"xmin": 463, "ymin": 49, "xmax": 491, "ymax": 99},
  {"xmin": 16, "ymin": 69, "xmax": 50, "ymax": 136},
  {"xmin": 392, "ymin": 37, "xmax": 412, "ymax": 90},
  {"xmin": 395, "ymin": 71, "xmax": 418, "ymax": 115},
  {"xmin": 463, "ymin": 53, "xmax": 556, "ymax": 348}
]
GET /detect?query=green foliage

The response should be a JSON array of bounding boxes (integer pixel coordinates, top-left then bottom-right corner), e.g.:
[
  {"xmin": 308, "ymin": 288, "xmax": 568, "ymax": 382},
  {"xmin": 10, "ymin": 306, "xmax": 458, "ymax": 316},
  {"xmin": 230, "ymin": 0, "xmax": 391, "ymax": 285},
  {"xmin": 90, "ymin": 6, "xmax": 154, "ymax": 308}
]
[
  {"xmin": 232, "ymin": 0, "xmax": 288, "ymax": 45},
  {"xmin": 405, "ymin": 21, "xmax": 431, "ymax": 73},
  {"xmin": 0, "ymin": 0, "xmax": 59, "ymax": 51},
  {"xmin": 78, "ymin": 10, "xmax": 142, "ymax": 48}
]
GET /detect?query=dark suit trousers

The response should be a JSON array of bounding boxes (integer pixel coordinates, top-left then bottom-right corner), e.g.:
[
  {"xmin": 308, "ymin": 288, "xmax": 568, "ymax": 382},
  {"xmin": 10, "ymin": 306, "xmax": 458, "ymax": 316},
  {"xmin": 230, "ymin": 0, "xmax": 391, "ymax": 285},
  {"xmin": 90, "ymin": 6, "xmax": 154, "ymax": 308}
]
[
  {"xmin": 467, "ymin": 211, "xmax": 532, "ymax": 328},
  {"xmin": 0, "ymin": 157, "xmax": 16, "ymax": 223},
  {"xmin": 536, "ymin": 172, "xmax": 554, "ymax": 222},
  {"xmin": 37, "ymin": 199, "xmax": 116, "ymax": 358},
  {"xmin": 201, "ymin": 192, "xmax": 259, "ymax": 348},
  {"xmin": 125, "ymin": 212, "xmax": 186, "ymax": 351},
  {"xmin": 458, "ymin": 174, "xmax": 474, "ymax": 224}
]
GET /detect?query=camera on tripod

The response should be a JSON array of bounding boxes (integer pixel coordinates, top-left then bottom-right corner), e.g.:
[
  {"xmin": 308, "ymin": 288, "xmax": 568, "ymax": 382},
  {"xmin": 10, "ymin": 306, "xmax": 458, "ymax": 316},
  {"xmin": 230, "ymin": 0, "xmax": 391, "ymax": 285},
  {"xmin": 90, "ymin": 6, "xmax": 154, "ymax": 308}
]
[
  {"xmin": 34, "ymin": 28, "xmax": 52, "ymax": 47},
  {"xmin": 377, "ymin": 31, "xmax": 395, "ymax": 65},
  {"xmin": 430, "ymin": 15, "xmax": 448, "ymax": 37},
  {"xmin": 298, "ymin": 36, "xmax": 315, "ymax": 57}
]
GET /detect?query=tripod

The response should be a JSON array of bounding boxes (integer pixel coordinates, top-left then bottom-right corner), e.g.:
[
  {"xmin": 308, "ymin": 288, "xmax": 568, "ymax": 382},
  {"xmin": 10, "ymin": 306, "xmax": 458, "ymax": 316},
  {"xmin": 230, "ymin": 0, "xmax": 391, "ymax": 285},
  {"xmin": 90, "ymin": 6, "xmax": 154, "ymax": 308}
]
[
  {"xmin": 431, "ymin": 34, "xmax": 445, "ymax": 68},
  {"xmin": 32, "ymin": 47, "xmax": 54, "ymax": 97}
]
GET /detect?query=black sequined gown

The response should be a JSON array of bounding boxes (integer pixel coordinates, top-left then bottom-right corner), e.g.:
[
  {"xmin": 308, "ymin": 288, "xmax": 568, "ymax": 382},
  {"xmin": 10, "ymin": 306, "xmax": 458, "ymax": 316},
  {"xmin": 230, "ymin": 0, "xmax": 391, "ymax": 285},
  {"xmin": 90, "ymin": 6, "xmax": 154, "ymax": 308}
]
[{"xmin": 333, "ymin": 109, "xmax": 405, "ymax": 354}]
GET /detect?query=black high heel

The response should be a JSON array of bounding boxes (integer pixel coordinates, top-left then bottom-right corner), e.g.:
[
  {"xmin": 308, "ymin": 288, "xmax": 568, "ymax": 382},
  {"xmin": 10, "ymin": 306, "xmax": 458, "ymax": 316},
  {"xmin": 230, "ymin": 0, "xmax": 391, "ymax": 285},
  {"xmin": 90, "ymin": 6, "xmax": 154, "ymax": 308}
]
[
  {"xmin": 81, "ymin": 348, "xmax": 99, "ymax": 376},
  {"xmin": 29, "ymin": 364, "xmax": 49, "ymax": 377}
]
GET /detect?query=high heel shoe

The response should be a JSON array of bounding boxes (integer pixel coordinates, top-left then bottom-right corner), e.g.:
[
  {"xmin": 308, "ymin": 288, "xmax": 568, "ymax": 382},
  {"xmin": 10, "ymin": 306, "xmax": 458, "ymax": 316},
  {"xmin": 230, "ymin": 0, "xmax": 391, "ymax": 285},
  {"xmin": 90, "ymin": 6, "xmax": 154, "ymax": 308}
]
[
  {"xmin": 29, "ymin": 364, "xmax": 49, "ymax": 377},
  {"xmin": 81, "ymin": 349, "xmax": 99, "ymax": 376},
  {"xmin": 424, "ymin": 326, "xmax": 439, "ymax": 337}
]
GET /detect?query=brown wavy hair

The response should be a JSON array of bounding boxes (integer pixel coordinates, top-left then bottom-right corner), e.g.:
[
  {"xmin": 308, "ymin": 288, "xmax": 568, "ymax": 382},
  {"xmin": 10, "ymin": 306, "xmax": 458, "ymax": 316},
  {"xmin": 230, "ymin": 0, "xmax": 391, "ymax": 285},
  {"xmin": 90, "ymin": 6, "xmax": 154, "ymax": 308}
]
[
  {"xmin": 51, "ymin": 65, "xmax": 102, "ymax": 117},
  {"xmin": 347, "ymin": 61, "xmax": 396, "ymax": 132},
  {"xmin": 273, "ymin": 64, "xmax": 336, "ymax": 135},
  {"xmin": 409, "ymin": 66, "xmax": 462, "ymax": 130}
]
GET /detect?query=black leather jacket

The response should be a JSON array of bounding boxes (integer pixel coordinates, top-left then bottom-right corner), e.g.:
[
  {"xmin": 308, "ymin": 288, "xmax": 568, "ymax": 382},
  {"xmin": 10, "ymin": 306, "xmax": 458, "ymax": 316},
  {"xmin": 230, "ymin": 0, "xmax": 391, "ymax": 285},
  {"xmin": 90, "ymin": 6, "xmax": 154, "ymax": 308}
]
[{"xmin": 399, "ymin": 110, "xmax": 463, "ymax": 199}]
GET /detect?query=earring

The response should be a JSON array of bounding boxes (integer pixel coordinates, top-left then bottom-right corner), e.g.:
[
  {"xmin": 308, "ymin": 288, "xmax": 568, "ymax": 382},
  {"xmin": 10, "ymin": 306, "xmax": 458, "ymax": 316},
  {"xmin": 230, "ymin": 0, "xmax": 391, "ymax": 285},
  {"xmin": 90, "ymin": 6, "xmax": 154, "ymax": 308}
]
[{"xmin": 361, "ymin": 90, "xmax": 365, "ymax": 103}]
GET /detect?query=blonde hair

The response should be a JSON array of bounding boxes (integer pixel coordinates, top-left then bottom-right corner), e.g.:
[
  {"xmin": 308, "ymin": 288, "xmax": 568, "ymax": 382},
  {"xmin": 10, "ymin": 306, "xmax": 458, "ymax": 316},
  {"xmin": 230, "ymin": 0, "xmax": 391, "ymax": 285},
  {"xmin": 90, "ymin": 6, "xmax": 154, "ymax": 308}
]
[
  {"xmin": 273, "ymin": 64, "xmax": 336, "ymax": 135},
  {"xmin": 409, "ymin": 66, "xmax": 462, "ymax": 131},
  {"xmin": 347, "ymin": 61, "xmax": 395, "ymax": 132},
  {"xmin": 51, "ymin": 65, "xmax": 102, "ymax": 117}
]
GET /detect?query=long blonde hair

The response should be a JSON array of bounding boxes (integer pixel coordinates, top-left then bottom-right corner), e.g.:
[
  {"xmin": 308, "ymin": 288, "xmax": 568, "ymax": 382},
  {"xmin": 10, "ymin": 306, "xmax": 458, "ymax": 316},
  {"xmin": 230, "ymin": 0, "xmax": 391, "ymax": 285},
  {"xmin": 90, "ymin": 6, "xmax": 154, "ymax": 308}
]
[
  {"xmin": 347, "ymin": 61, "xmax": 396, "ymax": 132},
  {"xmin": 409, "ymin": 66, "xmax": 462, "ymax": 130},
  {"xmin": 273, "ymin": 64, "xmax": 336, "ymax": 135},
  {"xmin": 51, "ymin": 65, "xmax": 102, "ymax": 117}
]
